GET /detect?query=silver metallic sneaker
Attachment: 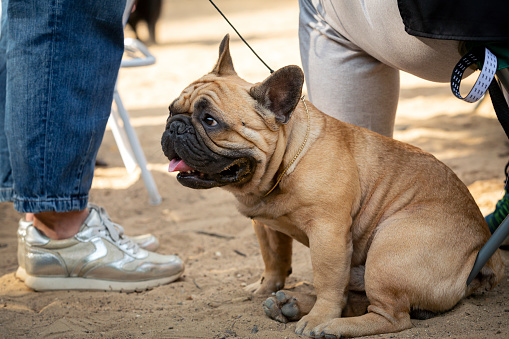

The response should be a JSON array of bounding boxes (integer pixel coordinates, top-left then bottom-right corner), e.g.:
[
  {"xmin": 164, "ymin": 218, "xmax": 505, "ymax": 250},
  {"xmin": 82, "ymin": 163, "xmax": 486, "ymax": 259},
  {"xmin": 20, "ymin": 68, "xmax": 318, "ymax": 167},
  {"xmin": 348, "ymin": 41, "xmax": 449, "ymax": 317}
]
[
  {"xmin": 88, "ymin": 204, "xmax": 161, "ymax": 252},
  {"xmin": 22, "ymin": 205, "xmax": 184, "ymax": 291},
  {"xmin": 15, "ymin": 204, "xmax": 161, "ymax": 282},
  {"xmin": 15, "ymin": 218, "xmax": 32, "ymax": 281}
]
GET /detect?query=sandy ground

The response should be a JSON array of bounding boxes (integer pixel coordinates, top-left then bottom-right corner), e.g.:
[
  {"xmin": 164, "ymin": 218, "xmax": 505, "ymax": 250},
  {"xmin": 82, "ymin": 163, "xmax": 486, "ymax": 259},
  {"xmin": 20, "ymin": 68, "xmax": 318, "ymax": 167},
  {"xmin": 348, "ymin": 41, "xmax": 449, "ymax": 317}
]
[{"xmin": 1, "ymin": 0, "xmax": 509, "ymax": 338}]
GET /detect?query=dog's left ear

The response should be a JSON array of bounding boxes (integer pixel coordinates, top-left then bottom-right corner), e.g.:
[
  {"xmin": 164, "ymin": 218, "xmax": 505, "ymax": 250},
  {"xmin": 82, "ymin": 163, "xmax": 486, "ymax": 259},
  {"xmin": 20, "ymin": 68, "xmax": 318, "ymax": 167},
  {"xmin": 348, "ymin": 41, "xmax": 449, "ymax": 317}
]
[
  {"xmin": 249, "ymin": 66, "xmax": 304, "ymax": 124},
  {"xmin": 212, "ymin": 34, "xmax": 237, "ymax": 76}
]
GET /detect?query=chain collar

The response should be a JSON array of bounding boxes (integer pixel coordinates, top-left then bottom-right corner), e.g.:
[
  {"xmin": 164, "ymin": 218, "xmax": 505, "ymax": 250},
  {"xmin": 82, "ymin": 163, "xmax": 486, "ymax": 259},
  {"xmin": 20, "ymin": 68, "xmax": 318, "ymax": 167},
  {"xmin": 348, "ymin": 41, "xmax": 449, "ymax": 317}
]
[{"xmin": 264, "ymin": 96, "xmax": 310, "ymax": 197}]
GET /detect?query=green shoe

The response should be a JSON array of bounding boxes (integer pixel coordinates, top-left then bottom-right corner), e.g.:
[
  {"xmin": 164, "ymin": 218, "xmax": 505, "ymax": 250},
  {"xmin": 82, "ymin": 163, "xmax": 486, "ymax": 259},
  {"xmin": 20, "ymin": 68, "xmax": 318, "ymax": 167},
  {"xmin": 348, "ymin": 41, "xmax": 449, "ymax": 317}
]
[
  {"xmin": 485, "ymin": 190, "xmax": 509, "ymax": 233},
  {"xmin": 485, "ymin": 190, "xmax": 509, "ymax": 248}
]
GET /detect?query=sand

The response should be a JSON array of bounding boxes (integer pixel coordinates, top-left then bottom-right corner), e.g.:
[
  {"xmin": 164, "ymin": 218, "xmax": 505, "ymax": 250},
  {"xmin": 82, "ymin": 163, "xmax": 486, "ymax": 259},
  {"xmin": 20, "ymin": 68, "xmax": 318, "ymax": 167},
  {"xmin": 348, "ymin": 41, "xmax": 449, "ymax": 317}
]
[{"xmin": 1, "ymin": 1, "xmax": 508, "ymax": 338}]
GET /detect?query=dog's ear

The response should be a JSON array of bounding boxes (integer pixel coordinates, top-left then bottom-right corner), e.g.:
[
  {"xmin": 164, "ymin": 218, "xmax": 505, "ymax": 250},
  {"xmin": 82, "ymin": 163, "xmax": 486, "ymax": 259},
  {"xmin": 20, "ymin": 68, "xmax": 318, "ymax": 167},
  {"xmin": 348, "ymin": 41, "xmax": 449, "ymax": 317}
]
[
  {"xmin": 249, "ymin": 66, "xmax": 304, "ymax": 124},
  {"xmin": 211, "ymin": 34, "xmax": 237, "ymax": 76}
]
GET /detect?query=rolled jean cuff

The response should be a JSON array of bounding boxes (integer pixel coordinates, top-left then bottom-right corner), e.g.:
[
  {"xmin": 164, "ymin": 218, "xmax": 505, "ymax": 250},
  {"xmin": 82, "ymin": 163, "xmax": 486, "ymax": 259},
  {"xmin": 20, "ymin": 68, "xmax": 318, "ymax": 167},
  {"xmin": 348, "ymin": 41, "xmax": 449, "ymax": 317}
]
[
  {"xmin": 0, "ymin": 187, "xmax": 13, "ymax": 202},
  {"xmin": 12, "ymin": 195, "xmax": 88, "ymax": 213}
]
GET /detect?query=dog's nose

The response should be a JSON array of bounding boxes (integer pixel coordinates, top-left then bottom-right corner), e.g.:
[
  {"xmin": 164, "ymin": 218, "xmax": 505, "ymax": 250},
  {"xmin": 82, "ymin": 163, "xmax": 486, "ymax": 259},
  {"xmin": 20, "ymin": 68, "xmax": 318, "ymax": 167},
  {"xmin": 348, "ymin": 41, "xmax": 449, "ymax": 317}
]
[{"xmin": 168, "ymin": 117, "xmax": 195, "ymax": 136}]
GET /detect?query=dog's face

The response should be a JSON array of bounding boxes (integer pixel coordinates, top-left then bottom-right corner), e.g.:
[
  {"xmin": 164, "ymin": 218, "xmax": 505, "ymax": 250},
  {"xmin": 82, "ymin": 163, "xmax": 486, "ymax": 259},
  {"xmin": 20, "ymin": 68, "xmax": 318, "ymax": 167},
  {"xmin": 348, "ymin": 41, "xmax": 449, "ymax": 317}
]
[{"xmin": 161, "ymin": 35, "xmax": 304, "ymax": 192}]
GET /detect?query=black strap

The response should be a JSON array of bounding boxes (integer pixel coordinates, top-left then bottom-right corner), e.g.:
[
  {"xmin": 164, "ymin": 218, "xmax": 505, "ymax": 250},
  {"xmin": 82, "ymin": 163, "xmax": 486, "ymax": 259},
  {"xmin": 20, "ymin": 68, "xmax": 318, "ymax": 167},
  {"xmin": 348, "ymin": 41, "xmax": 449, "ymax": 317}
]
[
  {"xmin": 487, "ymin": 77, "xmax": 509, "ymax": 190},
  {"xmin": 489, "ymin": 78, "xmax": 509, "ymax": 139}
]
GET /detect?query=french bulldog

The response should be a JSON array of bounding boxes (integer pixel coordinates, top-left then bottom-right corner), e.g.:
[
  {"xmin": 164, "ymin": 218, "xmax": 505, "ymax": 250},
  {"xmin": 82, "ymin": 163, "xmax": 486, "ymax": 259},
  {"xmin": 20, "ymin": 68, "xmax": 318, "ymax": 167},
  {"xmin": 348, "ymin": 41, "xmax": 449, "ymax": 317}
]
[{"xmin": 161, "ymin": 34, "xmax": 504, "ymax": 338}]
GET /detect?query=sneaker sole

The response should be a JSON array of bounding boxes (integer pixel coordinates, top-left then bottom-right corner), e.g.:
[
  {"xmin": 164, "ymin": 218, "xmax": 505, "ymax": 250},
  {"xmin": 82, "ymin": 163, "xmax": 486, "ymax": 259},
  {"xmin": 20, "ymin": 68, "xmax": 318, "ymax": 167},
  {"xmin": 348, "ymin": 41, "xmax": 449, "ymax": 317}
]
[
  {"xmin": 15, "ymin": 267, "xmax": 27, "ymax": 282},
  {"xmin": 24, "ymin": 271, "xmax": 183, "ymax": 292}
]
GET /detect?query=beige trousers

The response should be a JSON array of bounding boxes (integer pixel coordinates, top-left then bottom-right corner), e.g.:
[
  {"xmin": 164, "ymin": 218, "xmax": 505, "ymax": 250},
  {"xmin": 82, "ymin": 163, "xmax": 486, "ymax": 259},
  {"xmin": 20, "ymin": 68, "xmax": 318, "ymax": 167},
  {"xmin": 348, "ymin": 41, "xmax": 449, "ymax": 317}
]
[{"xmin": 299, "ymin": 0, "xmax": 470, "ymax": 137}]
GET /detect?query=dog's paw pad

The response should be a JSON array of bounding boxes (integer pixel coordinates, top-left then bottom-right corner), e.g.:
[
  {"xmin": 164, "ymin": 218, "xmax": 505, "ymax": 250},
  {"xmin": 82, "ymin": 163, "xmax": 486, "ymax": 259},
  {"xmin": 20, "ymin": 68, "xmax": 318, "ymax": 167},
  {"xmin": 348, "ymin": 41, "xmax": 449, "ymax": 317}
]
[
  {"xmin": 275, "ymin": 290, "xmax": 292, "ymax": 302},
  {"xmin": 281, "ymin": 298, "xmax": 299, "ymax": 318},
  {"xmin": 262, "ymin": 296, "xmax": 288, "ymax": 323},
  {"xmin": 262, "ymin": 291, "xmax": 306, "ymax": 323}
]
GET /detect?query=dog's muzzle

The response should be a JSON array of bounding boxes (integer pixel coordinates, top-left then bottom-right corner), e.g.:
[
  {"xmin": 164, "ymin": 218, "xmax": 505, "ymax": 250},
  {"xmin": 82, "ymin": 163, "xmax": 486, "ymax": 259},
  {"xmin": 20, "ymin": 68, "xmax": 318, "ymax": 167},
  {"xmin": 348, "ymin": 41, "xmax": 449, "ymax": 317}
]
[{"xmin": 161, "ymin": 115, "xmax": 256, "ymax": 189}]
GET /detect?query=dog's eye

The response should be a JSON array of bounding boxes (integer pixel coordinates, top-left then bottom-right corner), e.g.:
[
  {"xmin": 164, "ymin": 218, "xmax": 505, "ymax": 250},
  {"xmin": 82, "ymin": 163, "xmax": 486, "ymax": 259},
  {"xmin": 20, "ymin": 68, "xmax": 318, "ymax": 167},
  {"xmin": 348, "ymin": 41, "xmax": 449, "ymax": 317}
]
[{"xmin": 202, "ymin": 114, "xmax": 218, "ymax": 127}]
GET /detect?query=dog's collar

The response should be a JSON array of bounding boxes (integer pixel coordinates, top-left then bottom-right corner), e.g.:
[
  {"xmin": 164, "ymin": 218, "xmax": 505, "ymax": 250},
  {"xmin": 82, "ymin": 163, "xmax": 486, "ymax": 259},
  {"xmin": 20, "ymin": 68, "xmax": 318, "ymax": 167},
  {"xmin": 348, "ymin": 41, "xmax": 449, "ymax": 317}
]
[{"xmin": 264, "ymin": 96, "xmax": 310, "ymax": 197}]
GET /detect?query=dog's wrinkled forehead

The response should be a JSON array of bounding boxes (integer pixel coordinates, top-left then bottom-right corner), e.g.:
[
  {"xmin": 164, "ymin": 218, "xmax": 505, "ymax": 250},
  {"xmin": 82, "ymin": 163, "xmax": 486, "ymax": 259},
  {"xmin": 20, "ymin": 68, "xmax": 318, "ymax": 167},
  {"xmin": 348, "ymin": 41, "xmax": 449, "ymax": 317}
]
[{"xmin": 169, "ymin": 78, "xmax": 225, "ymax": 117}]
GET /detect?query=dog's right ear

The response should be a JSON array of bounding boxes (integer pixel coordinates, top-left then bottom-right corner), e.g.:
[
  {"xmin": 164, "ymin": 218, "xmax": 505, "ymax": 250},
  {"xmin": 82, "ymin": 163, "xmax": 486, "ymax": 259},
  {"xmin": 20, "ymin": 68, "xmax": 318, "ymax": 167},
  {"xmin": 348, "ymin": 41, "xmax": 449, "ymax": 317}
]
[
  {"xmin": 211, "ymin": 34, "xmax": 237, "ymax": 76},
  {"xmin": 249, "ymin": 65, "xmax": 304, "ymax": 124}
]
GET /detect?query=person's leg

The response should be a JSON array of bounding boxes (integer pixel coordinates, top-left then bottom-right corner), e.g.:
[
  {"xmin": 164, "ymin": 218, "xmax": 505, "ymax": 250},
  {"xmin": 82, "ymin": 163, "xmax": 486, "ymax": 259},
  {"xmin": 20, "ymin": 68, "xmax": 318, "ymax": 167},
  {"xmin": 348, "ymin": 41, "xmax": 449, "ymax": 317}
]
[
  {"xmin": 5, "ymin": 0, "xmax": 125, "ymax": 217},
  {"xmin": 0, "ymin": 0, "xmax": 12, "ymax": 200},
  {"xmin": 299, "ymin": 0, "xmax": 399, "ymax": 138},
  {"xmin": 33, "ymin": 210, "xmax": 89, "ymax": 240},
  {"xmin": 319, "ymin": 0, "xmax": 469, "ymax": 84},
  {"xmin": 5, "ymin": 0, "xmax": 125, "ymax": 239},
  {"xmin": 3, "ymin": 0, "xmax": 183, "ymax": 289},
  {"xmin": 4, "ymin": 0, "xmax": 158, "ymax": 242},
  {"xmin": 299, "ymin": 0, "xmax": 474, "ymax": 138}
]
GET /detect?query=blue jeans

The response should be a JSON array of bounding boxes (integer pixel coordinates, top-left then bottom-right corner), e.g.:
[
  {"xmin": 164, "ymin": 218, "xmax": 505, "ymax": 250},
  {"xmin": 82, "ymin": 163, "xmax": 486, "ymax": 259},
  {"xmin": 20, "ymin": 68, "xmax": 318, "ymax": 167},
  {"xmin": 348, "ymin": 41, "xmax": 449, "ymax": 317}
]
[{"xmin": 0, "ymin": 0, "xmax": 126, "ymax": 213}]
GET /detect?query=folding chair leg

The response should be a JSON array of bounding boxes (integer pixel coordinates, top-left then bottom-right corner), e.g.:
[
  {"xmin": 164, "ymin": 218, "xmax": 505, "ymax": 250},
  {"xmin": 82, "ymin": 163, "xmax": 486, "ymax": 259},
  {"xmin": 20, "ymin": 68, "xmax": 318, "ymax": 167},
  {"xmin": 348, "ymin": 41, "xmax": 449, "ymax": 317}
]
[
  {"xmin": 109, "ymin": 104, "xmax": 137, "ymax": 173},
  {"xmin": 111, "ymin": 89, "xmax": 162, "ymax": 205}
]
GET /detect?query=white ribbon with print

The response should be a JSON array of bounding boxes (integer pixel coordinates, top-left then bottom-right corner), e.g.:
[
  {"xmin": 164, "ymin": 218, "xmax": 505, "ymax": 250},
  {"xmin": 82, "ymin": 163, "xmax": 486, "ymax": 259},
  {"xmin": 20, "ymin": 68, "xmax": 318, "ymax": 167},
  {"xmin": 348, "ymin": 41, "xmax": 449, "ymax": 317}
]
[{"xmin": 451, "ymin": 47, "xmax": 497, "ymax": 103}]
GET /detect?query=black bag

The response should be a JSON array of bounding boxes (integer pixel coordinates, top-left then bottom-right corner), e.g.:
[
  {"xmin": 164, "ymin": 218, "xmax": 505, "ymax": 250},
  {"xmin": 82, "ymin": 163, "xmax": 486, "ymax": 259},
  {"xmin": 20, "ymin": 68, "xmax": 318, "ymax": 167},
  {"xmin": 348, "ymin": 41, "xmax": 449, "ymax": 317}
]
[{"xmin": 397, "ymin": 0, "xmax": 509, "ymax": 41}]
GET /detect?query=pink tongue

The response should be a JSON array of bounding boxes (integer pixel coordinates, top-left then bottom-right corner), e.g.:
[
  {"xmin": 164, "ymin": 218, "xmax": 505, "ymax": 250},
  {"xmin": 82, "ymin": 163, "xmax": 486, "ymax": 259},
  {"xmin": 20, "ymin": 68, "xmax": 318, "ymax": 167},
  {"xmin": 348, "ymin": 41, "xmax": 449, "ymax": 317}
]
[{"xmin": 168, "ymin": 159, "xmax": 194, "ymax": 172}]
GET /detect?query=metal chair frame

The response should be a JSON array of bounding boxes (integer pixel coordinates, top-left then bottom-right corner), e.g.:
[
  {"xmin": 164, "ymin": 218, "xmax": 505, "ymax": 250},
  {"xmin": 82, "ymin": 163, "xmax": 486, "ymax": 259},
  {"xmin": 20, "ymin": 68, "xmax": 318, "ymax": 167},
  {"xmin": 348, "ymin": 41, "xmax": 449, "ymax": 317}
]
[{"xmin": 107, "ymin": 0, "xmax": 162, "ymax": 205}]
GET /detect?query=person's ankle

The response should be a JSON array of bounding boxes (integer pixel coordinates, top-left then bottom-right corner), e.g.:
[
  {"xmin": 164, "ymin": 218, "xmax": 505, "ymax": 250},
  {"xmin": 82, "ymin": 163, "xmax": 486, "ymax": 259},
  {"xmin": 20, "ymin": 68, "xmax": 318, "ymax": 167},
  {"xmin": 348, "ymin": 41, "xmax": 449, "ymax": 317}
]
[
  {"xmin": 33, "ymin": 209, "xmax": 89, "ymax": 240},
  {"xmin": 25, "ymin": 213, "xmax": 34, "ymax": 222}
]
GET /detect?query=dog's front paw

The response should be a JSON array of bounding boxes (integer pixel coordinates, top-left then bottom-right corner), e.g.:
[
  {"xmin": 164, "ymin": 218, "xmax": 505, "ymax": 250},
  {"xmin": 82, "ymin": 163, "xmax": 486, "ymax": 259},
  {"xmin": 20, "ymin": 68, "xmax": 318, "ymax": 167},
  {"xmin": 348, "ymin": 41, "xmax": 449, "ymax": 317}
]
[{"xmin": 245, "ymin": 279, "xmax": 270, "ymax": 295}]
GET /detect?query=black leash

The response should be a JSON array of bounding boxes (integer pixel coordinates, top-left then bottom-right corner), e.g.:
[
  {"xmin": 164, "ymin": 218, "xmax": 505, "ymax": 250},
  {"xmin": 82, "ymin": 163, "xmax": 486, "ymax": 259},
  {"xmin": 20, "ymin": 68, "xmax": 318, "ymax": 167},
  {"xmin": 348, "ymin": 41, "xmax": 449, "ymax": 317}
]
[
  {"xmin": 208, "ymin": 0, "xmax": 274, "ymax": 74},
  {"xmin": 489, "ymin": 78, "xmax": 509, "ymax": 140}
]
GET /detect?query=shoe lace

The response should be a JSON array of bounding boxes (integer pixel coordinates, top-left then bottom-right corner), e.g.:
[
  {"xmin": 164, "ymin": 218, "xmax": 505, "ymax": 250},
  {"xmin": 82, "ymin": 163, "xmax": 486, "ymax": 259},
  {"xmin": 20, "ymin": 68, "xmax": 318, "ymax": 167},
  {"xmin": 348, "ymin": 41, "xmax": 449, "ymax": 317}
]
[{"xmin": 95, "ymin": 206, "xmax": 140, "ymax": 255}]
